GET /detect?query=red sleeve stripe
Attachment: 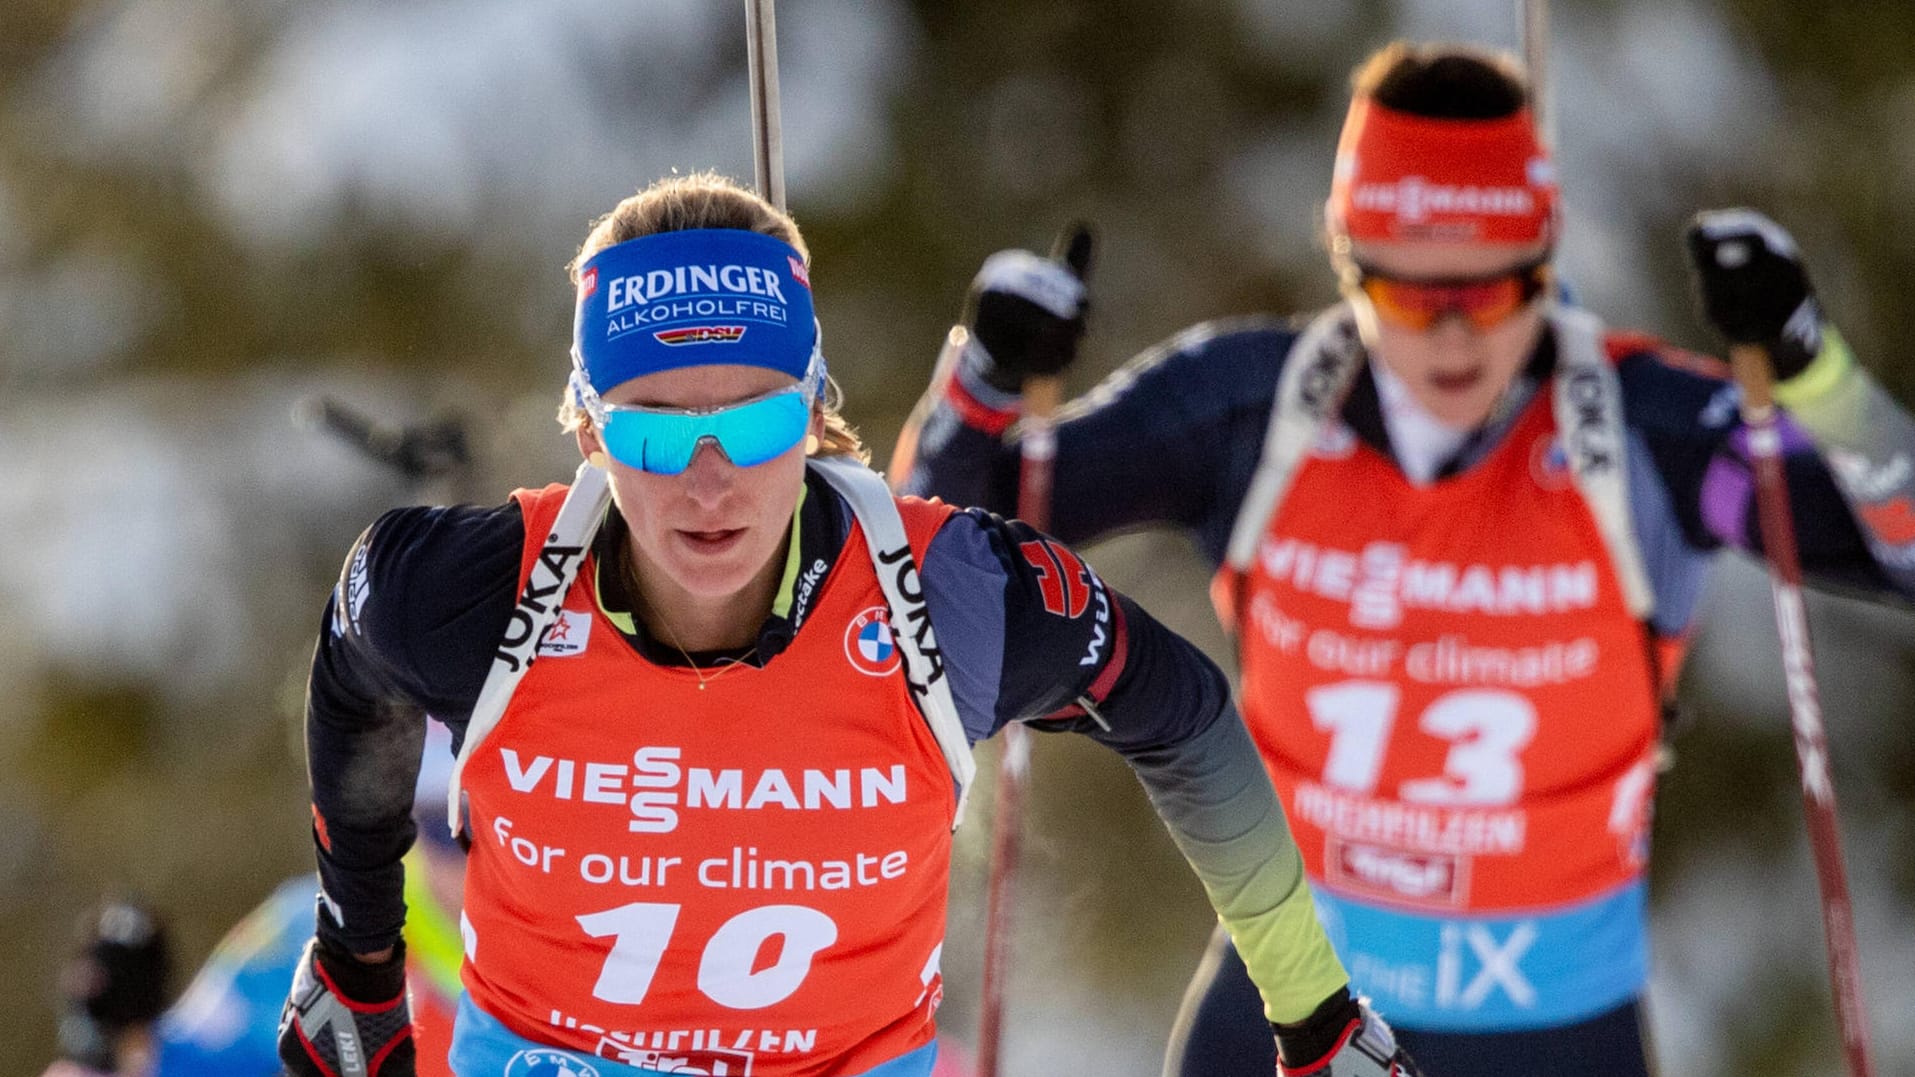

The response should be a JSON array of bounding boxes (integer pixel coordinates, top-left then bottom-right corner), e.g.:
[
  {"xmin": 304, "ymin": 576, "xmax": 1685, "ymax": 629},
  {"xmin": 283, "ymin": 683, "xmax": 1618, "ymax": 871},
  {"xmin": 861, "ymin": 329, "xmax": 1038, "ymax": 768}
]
[
  {"xmin": 943, "ymin": 373, "xmax": 1020, "ymax": 436},
  {"xmin": 1083, "ymin": 589, "xmax": 1129, "ymax": 704},
  {"xmin": 311, "ymin": 954, "xmax": 408, "ymax": 1013},
  {"xmin": 1604, "ymin": 330, "xmax": 1731, "ymax": 380}
]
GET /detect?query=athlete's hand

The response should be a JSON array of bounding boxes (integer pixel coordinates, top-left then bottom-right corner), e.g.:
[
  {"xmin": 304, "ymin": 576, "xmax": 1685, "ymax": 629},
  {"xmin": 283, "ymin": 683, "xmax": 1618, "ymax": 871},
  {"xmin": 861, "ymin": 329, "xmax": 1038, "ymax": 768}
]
[
  {"xmin": 278, "ymin": 937, "xmax": 415, "ymax": 1077},
  {"xmin": 1685, "ymin": 208, "xmax": 1822, "ymax": 380},
  {"xmin": 55, "ymin": 899, "xmax": 170, "ymax": 1072},
  {"xmin": 1274, "ymin": 991, "xmax": 1423, "ymax": 1077},
  {"xmin": 963, "ymin": 224, "xmax": 1095, "ymax": 393}
]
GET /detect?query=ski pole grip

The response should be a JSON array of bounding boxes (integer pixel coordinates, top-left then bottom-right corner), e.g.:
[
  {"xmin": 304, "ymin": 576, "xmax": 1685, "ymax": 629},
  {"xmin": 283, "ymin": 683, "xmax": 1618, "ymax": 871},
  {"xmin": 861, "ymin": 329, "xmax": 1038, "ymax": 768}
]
[
  {"xmin": 1022, "ymin": 377, "xmax": 1062, "ymax": 420},
  {"xmin": 1730, "ymin": 343, "xmax": 1777, "ymax": 418},
  {"xmin": 1050, "ymin": 220, "xmax": 1095, "ymax": 280}
]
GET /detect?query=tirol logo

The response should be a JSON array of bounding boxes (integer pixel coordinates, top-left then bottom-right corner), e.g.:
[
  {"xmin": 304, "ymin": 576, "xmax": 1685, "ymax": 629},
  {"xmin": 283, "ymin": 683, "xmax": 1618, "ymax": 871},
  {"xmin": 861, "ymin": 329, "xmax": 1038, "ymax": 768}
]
[
  {"xmin": 495, "ymin": 534, "xmax": 586, "ymax": 673},
  {"xmin": 606, "ymin": 1046, "xmax": 754, "ymax": 1074},
  {"xmin": 504, "ymin": 1047, "xmax": 601, "ymax": 1077},
  {"xmin": 579, "ymin": 266, "xmax": 598, "ymax": 299},
  {"xmin": 537, "ymin": 608, "xmax": 592, "ymax": 657},
  {"xmin": 1326, "ymin": 838, "xmax": 1468, "ymax": 907},
  {"xmin": 789, "ymin": 255, "xmax": 811, "ymax": 288},
  {"xmin": 654, "ymin": 325, "xmax": 747, "ymax": 347},
  {"xmin": 845, "ymin": 605, "xmax": 901, "ymax": 676}
]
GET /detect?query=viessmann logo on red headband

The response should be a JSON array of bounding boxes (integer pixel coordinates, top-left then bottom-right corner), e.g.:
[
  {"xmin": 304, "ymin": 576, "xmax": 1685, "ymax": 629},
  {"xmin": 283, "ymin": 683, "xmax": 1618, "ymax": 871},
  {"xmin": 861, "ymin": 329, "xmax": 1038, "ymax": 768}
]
[{"xmin": 1330, "ymin": 99, "xmax": 1555, "ymax": 244}]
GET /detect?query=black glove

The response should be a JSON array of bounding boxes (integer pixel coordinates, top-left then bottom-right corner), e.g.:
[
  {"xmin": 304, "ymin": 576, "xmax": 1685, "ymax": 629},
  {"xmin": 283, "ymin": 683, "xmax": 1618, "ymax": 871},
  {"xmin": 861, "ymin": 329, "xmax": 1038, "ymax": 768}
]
[
  {"xmin": 56, "ymin": 900, "xmax": 171, "ymax": 1071},
  {"xmin": 963, "ymin": 226, "xmax": 1095, "ymax": 393},
  {"xmin": 1685, "ymin": 208, "xmax": 1822, "ymax": 380},
  {"xmin": 278, "ymin": 936, "xmax": 415, "ymax": 1077},
  {"xmin": 1274, "ymin": 988, "xmax": 1424, "ymax": 1076}
]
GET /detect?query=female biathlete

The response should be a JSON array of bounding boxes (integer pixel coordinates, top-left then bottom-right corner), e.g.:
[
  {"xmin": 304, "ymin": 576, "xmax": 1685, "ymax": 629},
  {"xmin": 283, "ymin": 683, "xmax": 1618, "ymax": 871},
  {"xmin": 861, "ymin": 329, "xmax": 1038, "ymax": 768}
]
[
  {"xmin": 160, "ymin": 730, "xmax": 972, "ymax": 1075},
  {"xmin": 272, "ymin": 173, "xmax": 1420, "ymax": 1077},
  {"xmin": 900, "ymin": 42, "xmax": 1915, "ymax": 1077}
]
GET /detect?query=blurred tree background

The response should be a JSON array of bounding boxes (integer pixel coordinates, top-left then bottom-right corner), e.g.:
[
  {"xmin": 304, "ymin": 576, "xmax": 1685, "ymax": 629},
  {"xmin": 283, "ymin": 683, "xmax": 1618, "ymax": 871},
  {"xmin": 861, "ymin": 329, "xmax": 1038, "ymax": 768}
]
[{"xmin": 1, "ymin": 0, "xmax": 1912, "ymax": 1073}]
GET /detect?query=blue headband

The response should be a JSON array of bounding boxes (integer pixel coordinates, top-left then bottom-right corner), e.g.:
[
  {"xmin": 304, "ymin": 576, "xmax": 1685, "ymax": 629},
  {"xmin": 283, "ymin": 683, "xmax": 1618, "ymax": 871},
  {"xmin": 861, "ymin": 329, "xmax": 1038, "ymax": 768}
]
[{"xmin": 572, "ymin": 228, "xmax": 818, "ymax": 393}]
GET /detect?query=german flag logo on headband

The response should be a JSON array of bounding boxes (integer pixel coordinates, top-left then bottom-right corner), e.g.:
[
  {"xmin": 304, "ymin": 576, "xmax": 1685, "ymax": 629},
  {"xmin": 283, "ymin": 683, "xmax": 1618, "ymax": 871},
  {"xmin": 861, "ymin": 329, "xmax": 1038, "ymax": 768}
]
[{"xmin": 653, "ymin": 325, "xmax": 747, "ymax": 347}]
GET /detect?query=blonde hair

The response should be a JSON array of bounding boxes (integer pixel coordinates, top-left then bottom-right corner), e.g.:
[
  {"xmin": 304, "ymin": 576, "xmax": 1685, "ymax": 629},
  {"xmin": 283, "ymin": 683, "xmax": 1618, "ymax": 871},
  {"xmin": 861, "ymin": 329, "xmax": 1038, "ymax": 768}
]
[{"xmin": 559, "ymin": 172, "xmax": 867, "ymax": 463}]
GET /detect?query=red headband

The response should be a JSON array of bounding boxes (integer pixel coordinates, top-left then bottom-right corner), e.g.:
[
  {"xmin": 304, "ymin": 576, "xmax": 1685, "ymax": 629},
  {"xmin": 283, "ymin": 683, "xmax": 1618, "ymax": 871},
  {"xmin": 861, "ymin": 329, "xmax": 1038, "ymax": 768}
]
[{"xmin": 1329, "ymin": 98, "xmax": 1556, "ymax": 244}]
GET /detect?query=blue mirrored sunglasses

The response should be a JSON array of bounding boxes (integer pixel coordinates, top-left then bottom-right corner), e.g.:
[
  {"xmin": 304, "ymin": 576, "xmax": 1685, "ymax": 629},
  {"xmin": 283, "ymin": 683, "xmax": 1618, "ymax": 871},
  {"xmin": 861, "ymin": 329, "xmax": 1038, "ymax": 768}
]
[{"xmin": 574, "ymin": 357, "xmax": 824, "ymax": 476}]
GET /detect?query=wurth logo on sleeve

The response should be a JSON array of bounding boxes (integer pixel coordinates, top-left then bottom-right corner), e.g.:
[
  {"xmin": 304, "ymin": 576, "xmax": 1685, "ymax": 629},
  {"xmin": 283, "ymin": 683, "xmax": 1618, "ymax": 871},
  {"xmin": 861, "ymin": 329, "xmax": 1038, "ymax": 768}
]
[{"xmin": 1019, "ymin": 540, "xmax": 1094, "ymax": 617}]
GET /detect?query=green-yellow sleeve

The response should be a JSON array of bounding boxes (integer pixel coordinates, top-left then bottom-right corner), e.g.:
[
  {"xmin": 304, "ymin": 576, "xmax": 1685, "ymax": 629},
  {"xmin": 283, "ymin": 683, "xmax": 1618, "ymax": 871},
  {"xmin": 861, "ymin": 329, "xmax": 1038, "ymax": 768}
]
[
  {"xmin": 1124, "ymin": 701, "xmax": 1349, "ymax": 1023},
  {"xmin": 1772, "ymin": 327, "xmax": 1915, "ymax": 595}
]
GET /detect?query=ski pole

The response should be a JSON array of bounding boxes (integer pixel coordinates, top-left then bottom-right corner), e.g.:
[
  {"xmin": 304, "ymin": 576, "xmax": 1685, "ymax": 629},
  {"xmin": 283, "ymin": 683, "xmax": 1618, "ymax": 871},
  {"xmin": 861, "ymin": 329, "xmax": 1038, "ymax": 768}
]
[
  {"xmin": 1520, "ymin": 0, "xmax": 1552, "ymax": 150},
  {"xmin": 976, "ymin": 225, "xmax": 1093, "ymax": 1077},
  {"xmin": 887, "ymin": 325, "xmax": 969, "ymax": 485},
  {"xmin": 744, "ymin": 0, "xmax": 784, "ymax": 212},
  {"xmin": 1727, "ymin": 342, "xmax": 1876, "ymax": 1077},
  {"xmin": 295, "ymin": 396, "xmax": 473, "ymax": 492}
]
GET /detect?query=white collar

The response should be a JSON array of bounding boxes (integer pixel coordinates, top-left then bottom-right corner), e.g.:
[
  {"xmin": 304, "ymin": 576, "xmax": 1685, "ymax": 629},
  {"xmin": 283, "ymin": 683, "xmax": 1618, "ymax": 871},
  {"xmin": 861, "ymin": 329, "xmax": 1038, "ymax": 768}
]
[{"xmin": 1370, "ymin": 358, "xmax": 1472, "ymax": 486}]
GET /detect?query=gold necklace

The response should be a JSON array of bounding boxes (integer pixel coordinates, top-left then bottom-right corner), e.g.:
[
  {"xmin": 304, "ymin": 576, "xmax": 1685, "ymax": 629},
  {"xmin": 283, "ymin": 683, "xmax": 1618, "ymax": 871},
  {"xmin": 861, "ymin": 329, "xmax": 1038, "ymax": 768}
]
[
  {"xmin": 622, "ymin": 545, "xmax": 760, "ymax": 690},
  {"xmin": 652, "ymin": 612, "xmax": 759, "ymax": 691}
]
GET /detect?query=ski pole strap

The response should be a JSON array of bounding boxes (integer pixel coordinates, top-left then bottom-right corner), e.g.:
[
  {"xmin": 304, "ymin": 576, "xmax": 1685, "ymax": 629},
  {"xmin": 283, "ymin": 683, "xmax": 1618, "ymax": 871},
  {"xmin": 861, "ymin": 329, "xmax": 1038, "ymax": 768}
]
[
  {"xmin": 1550, "ymin": 305, "xmax": 1655, "ymax": 622},
  {"xmin": 812, "ymin": 455, "xmax": 977, "ymax": 828},
  {"xmin": 446, "ymin": 460, "xmax": 612, "ymax": 836}
]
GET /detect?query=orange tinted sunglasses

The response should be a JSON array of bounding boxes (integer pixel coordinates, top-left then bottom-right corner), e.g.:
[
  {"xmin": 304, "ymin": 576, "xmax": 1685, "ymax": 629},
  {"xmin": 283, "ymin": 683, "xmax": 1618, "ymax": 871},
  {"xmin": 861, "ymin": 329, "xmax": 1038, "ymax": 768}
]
[{"xmin": 1354, "ymin": 258, "xmax": 1551, "ymax": 332}]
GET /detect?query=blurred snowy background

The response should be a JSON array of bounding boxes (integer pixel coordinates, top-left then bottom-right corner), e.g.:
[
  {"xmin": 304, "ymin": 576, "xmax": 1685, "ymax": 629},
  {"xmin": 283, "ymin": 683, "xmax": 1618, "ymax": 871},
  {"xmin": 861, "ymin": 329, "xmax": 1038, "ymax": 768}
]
[{"xmin": 2, "ymin": 0, "xmax": 1912, "ymax": 1072}]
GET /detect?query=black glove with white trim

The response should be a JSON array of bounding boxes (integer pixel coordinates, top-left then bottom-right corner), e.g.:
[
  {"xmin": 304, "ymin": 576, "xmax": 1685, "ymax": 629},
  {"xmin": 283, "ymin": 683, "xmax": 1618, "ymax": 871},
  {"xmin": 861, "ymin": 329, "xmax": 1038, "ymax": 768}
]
[
  {"xmin": 56, "ymin": 900, "xmax": 171, "ymax": 1072},
  {"xmin": 1685, "ymin": 208, "xmax": 1822, "ymax": 380},
  {"xmin": 963, "ymin": 227, "xmax": 1094, "ymax": 393},
  {"xmin": 1274, "ymin": 989, "xmax": 1424, "ymax": 1076},
  {"xmin": 278, "ymin": 935, "xmax": 415, "ymax": 1077}
]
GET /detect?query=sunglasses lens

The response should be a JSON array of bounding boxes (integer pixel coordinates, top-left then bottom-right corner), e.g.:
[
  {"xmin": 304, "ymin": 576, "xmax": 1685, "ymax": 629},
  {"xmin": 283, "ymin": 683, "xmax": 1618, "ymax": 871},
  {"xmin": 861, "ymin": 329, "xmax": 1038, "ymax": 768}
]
[
  {"xmin": 599, "ymin": 387, "xmax": 812, "ymax": 475},
  {"xmin": 1360, "ymin": 267, "xmax": 1541, "ymax": 331},
  {"xmin": 600, "ymin": 410, "xmax": 698, "ymax": 475},
  {"xmin": 709, "ymin": 390, "xmax": 811, "ymax": 468}
]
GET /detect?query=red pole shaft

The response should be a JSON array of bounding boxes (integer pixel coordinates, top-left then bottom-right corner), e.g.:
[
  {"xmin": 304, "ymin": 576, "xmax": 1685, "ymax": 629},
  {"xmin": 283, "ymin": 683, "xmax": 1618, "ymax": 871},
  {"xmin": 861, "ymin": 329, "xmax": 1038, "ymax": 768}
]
[
  {"xmin": 975, "ymin": 717, "xmax": 1031, "ymax": 1077},
  {"xmin": 976, "ymin": 375, "xmax": 1058, "ymax": 1077},
  {"xmin": 1730, "ymin": 344, "xmax": 1875, "ymax": 1077}
]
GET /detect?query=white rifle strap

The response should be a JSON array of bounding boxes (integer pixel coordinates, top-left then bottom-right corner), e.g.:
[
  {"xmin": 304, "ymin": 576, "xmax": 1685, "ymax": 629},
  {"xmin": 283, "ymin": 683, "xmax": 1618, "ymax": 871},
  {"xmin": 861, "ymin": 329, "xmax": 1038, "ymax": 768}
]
[
  {"xmin": 446, "ymin": 461, "xmax": 612, "ymax": 835},
  {"xmin": 1550, "ymin": 306, "xmax": 1656, "ymax": 621},
  {"xmin": 812, "ymin": 455, "xmax": 976, "ymax": 829},
  {"xmin": 1222, "ymin": 303, "xmax": 1653, "ymax": 623},
  {"xmin": 1223, "ymin": 304, "xmax": 1367, "ymax": 574}
]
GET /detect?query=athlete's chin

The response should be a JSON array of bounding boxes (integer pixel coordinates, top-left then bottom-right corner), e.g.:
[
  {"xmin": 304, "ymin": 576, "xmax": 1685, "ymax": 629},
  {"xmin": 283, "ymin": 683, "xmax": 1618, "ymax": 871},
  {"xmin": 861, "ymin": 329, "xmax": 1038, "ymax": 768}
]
[{"xmin": 1416, "ymin": 384, "xmax": 1500, "ymax": 429}]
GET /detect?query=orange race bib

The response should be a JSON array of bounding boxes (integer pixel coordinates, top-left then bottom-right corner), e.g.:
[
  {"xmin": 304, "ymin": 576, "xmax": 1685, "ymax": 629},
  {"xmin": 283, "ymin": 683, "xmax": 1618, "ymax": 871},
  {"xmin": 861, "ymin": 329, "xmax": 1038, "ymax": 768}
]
[
  {"xmin": 457, "ymin": 486, "xmax": 959, "ymax": 1076},
  {"xmin": 1226, "ymin": 398, "xmax": 1660, "ymax": 1029}
]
